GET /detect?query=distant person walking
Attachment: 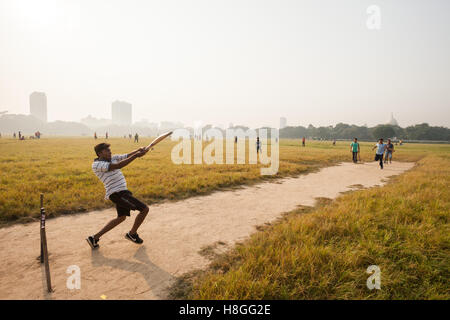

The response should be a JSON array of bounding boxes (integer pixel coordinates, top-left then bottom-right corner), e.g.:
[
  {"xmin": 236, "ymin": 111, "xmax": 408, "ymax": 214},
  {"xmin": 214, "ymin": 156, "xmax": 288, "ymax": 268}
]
[
  {"xmin": 235, "ymin": 136, "xmax": 238, "ymax": 144},
  {"xmin": 105, "ymin": 132, "xmax": 109, "ymax": 139},
  {"xmin": 18, "ymin": 131, "xmax": 22, "ymax": 140},
  {"xmin": 94, "ymin": 132, "xmax": 97, "ymax": 140},
  {"xmin": 13, "ymin": 132, "xmax": 16, "ymax": 139},
  {"xmin": 350, "ymin": 138, "xmax": 360, "ymax": 163},
  {"xmin": 333, "ymin": 139, "xmax": 336, "ymax": 146},
  {"xmin": 384, "ymin": 139, "xmax": 394, "ymax": 164},
  {"xmin": 302, "ymin": 137, "xmax": 306, "ymax": 147},
  {"xmin": 87, "ymin": 143, "xmax": 150, "ymax": 249},
  {"xmin": 372, "ymin": 138, "xmax": 386, "ymax": 169},
  {"xmin": 134, "ymin": 133, "xmax": 139, "ymax": 143},
  {"xmin": 256, "ymin": 137, "xmax": 261, "ymax": 153}
]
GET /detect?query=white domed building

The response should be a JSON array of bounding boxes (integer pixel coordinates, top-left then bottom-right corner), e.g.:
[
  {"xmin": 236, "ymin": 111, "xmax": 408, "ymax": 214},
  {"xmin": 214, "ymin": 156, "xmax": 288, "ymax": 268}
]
[{"xmin": 387, "ymin": 113, "xmax": 399, "ymax": 126}]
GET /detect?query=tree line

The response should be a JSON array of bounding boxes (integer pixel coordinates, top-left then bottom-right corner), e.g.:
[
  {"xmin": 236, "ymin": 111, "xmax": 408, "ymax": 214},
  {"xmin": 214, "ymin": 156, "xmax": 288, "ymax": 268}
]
[
  {"xmin": 279, "ymin": 123, "xmax": 450, "ymax": 141},
  {"xmin": 1, "ymin": 113, "xmax": 449, "ymax": 141}
]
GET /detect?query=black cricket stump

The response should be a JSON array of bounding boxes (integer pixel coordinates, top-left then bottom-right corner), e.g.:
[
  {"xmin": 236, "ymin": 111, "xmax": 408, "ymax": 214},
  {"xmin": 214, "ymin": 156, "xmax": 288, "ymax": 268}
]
[{"xmin": 39, "ymin": 194, "xmax": 53, "ymax": 292}]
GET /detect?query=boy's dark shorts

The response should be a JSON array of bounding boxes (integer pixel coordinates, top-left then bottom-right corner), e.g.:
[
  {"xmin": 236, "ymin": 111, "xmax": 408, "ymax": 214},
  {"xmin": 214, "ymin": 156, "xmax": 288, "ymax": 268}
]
[
  {"xmin": 374, "ymin": 154, "xmax": 384, "ymax": 161},
  {"xmin": 109, "ymin": 190, "xmax": 147, "ymax": 217}
]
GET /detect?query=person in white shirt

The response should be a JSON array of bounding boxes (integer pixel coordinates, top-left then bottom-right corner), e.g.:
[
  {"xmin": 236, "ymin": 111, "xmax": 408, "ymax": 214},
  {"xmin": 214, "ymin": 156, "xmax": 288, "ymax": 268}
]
[
  {"xmin": 372, "ymin": 138, "xmax": 387, "ymax": 169},
  {"xmin": 86, "ymin": 143, "xmax": 149, "ymax": 249}
]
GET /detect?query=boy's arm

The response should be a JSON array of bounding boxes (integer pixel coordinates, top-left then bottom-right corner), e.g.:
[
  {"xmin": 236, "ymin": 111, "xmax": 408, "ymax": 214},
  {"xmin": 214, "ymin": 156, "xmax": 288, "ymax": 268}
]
[
  {"xmin": 109, "ymin": 154, "xmax": 139, "ymax": 170},
  {"xmin": 109, "ymin": 149, "xmax": 148, "ymax": 171},
  {"xmin": 127, "ymin": 147, "xmax": 145, "ymax": 158}
]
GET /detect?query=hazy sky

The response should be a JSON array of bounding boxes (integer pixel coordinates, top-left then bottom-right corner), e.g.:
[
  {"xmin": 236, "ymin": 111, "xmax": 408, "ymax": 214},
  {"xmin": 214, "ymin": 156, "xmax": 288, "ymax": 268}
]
[{"xmin": 1, "ymin": 0, "xmax": 449, "ymax": 128}]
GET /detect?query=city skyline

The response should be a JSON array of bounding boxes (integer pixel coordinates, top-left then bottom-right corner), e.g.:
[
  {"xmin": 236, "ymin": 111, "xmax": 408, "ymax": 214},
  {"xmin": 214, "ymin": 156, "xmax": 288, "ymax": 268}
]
[
  {"xmin": 0, "ymin": 91, "xmax": 434, "ymax": 130},
  {"xmin": 1, "ymin": 0, "xmax": 449, "ymax": 128}
]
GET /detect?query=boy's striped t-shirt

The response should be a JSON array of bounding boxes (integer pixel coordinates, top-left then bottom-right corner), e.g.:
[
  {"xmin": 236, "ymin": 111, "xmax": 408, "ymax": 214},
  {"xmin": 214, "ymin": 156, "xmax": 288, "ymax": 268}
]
[{"xmin": 92, "ymin": 154, "xmax": 128, "ymax": 199}]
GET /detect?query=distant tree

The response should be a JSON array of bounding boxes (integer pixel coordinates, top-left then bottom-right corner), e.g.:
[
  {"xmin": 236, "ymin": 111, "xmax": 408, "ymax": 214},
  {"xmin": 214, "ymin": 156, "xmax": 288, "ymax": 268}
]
[
  {"xmin": 317, "ymin": 126, "xmax": 332, "ymax": 140},
  {"xmin": 354, "ymin": 126, "xmax": 372, "ymax": 140},
  {"xmin": 372, "ymin": 125, "xmax": 396, "ymax": 140},
  {"xmin": 405, "ymin": 123, "xmax": 450, "ymax": 141},
  {"xmin": 307, "ymin": 124, "xmax": 317, "ymax": 138},
  {"xmin": 280, "ymin": 122, "xmax": 449, "ymax": 141},
  {"xmin": 279, "ymin": 126, "xmax": 307, "ymax": 138}
]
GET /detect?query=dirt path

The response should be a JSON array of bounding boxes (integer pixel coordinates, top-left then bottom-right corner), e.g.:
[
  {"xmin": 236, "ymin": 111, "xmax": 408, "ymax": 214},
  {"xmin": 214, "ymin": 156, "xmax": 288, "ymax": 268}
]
[{"xmin": 0, "ymin": 161, "xmax": 414, "ymax": 300}]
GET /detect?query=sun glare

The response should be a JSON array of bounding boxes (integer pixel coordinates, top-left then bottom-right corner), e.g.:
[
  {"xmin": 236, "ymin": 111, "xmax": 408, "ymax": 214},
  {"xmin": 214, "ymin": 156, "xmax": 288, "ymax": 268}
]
[{"xmin": 9, "ymin": 0, "xmax": 80, "ymax": 29}]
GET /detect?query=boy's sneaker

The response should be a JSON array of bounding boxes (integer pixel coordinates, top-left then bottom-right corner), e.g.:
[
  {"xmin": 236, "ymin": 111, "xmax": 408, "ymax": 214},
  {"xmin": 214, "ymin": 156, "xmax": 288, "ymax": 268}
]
[
  {"xmin": 125, "ymin": 232, "xmax": 144, "ymax": 244},
  {"xmin": 86, "ymin": 236, "xmax": 99, "ymax": 249}
]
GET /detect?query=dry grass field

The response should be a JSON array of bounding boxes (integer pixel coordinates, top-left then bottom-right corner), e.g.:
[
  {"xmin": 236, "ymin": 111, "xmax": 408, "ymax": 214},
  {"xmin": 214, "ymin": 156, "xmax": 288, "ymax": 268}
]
[
  {"xmin": 0, "ymin": 137, "xmax": 443, "ymax": 225},
  {"xmin": 176, "ymin": 152, "xmax": 450, "ymax": 300},
  {"xmin": 0, "ymin": 137, "xmax": 448, "ymax": 299}
]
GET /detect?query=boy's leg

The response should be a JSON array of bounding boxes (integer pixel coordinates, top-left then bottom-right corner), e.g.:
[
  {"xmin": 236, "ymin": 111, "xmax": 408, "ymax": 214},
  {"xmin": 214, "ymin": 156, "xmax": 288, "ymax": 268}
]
[
  {"xmin": 130, "ymin": 206, "xmax": 149, "ymax": 235},
  {"xmin": 93, "ymin": 191, "xmax": 133, "ymax": 241},
  {"xmin": 116, "ymin": 191, "xmax": 149, "ymax": 235},
  {"xmin": 94, "ymin": 215, "xmax": 126, "ymax": 240}
]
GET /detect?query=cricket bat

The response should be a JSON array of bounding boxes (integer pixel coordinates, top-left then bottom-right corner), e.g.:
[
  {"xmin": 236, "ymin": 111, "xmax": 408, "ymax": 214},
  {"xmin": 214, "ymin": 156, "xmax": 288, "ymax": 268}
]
[{"xmin": 144, "ymin": 131, "xmax": 173, "ymax": 151}]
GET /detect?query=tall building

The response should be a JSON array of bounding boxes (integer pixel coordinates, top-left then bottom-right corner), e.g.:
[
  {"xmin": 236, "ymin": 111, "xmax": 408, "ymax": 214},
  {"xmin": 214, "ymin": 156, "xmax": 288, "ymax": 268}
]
[
  {"xmin": 111, "ymin": 100, "xmax": 132, "ymax": 125},
  {"xmin": 29, "ymin": 92, "xmax": 47, "ymax": 122},
  {"xmin": 280, "ymin": 117, "xmax": 287, "ymax": 129}
]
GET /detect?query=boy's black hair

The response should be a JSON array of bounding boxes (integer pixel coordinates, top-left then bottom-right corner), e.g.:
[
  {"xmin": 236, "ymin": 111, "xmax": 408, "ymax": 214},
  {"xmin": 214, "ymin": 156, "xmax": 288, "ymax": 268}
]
[{"xmin": 94, "ymin": 143, "xmax": 110, "ymax": 156}]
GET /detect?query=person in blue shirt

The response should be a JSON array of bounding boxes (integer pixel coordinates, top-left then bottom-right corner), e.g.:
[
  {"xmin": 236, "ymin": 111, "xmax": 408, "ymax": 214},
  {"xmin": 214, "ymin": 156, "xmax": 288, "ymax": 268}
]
[{"xmin": 372, "ymin": 138, "xmax": 386, "ymax": 169}]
